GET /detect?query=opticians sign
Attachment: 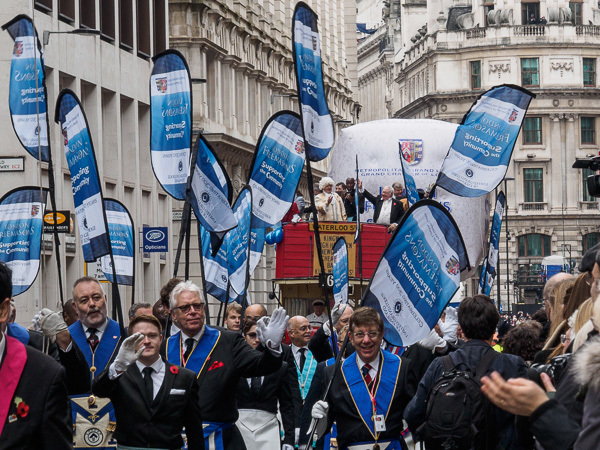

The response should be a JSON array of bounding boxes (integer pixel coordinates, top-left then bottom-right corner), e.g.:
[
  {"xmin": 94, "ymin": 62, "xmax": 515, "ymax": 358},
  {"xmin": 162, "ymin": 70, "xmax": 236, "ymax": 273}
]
[{"xmin": 142, "ymin": 226, "xmax": 168, "ymax": 252}]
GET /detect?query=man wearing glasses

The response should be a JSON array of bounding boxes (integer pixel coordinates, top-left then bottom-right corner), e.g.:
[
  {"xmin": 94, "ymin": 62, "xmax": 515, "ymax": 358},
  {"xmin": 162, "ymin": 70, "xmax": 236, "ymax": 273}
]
[
  {"xmin": 163, "ymin": 281, "xmax": 289, "ymax": 449},
  {"xmin": 311, "ymin": 307, "xmax": 417, "ymax": 449}
]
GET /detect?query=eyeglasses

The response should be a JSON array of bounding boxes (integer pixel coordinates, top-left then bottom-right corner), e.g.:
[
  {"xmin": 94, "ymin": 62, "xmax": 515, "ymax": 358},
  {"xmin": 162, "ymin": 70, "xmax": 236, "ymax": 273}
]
[
  {"xmin": 295, "ymin": 325, "xmax": 311, "ymax": 332},
  {"xmin": 352, "ymin": 331, "xmax": 380, "ymax": 340},
  {"xmin": 560, "ymin": 334, "xmax": 571, "ymax": 344},
  {"xmin": 173, "ymin": 302, "xmax": 204, "ymax": 314},
  {"xmin": 246, "ymin": 332, "xmax": 258, "ymax": 339}
]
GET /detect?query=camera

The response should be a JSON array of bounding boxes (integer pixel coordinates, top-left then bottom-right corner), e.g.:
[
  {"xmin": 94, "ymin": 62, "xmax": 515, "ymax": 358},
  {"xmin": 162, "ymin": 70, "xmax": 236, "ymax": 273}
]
[
  {"xmin": 527, "ymin": 353, "xmax": 571, "ymax": 387},
  {"xmin": 573, "ymin": 156, "xmax": 600, "ymax": 197}
]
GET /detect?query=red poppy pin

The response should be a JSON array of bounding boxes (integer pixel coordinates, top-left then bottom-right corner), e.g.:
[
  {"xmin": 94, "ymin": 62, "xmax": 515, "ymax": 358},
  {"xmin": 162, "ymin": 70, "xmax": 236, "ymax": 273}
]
[
  {"xmin": 170, "ymin": 366, "xmax": 179, "ymax": 375},
  {"xmin": 14, "ymin": 397, "xmax": 29, "ymax": 418}
]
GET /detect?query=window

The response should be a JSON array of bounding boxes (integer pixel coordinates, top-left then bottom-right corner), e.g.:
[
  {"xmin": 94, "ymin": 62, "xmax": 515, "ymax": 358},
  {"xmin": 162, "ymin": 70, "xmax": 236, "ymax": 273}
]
[
  {"xmin": 522, "ymin": 0, "xmax": 540, "ymax": 24},
  {"xmin": 584, "ymin": 58, "xmax": 596, "ymax": 87},
  {"xmin": 518, "ymin": 233, "xmax": 551, "ymax": 257},
  {"xmin": 80, "ymin": 0, "xmax": 96, "ymax": 29},
  {"xmin": 59, "ymin": 0, "xmax": 75, "ymax": 24},
  {"xmin": 470, "ymin": 61, "xmax": 481, "ymax": 89},
  {"xmin": 34, "ymin": 0, "xmax": 52, "ymax": 13},
  {"xmin": 484, "ymin": 1, "xmax": 494, "ymax": 26},
  {"xmin": 583, "ymin": 233, "xmax": 600, "ymax": 253},
  {"xmin": 521, "ymin": 58, "xmax": 539, "ymax": 86},
  {"xmin": 524, "ymin": 168, "xmax": 543, "ymax": 203},
  {"xmin": 101, "ymin": 0, "xmax": 115, "ymax": 41},
  {"xmin": 523, "ymin": 117, "xmax": 542, "ymax": 144},
  {"xmin": 153, "ymin": 0, "xmax": 167, "ymax": 55},
  {"xmin": 137, "ymin": 0, "xmax": 151, "ymax": 57},
  {"xmin": 120, "ymin": 0, "xmax": 134, "ymax": 50},
  {"xmin": 570, "ymin": 1, "xmax": 583, "ymax": 25},
  {"xmin": 582, "ymin": 167, "xmax": 596, "ymax": 202},
  {"xmin": 581, "ymin": 117, "xmax": 596, "ymax": 145}
]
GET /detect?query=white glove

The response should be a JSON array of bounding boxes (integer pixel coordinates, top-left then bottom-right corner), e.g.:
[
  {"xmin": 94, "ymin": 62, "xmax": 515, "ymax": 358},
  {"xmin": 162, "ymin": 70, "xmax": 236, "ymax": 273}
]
[
  {"xmin": 282, "ymin": 445, "xmax": 294, "ymax": 450},
  {"xmin": 311, "ymin": 400, "xmax": 329, "ymax": 419},
  {"xmin": 310, "ymin": 400, "xmax": 330, "ymax": 440},
  {"xmin": 439, "ymin": 307, "xmax": 459, "ymax": 344},
  {"xmin": 113, "ymin": 332, "xmax": 146, "ymax": 373},
  {"xmin": 256, "ymin": 307, "xmax": 288, "ymax": 351},
  {"xmin": 419, "ymin": 328, "xmax": 446, "ymax": 352},
  {"xmin": 291, "ymin": 214, "xmax": 301, "ymax": 223},
  {"xmin": 35, "ymin": 308, "xmax": 68, "ymax": 343},
  {"xmin": 331, "ymin": 302, "xmax": 347, "ymax": 327}
]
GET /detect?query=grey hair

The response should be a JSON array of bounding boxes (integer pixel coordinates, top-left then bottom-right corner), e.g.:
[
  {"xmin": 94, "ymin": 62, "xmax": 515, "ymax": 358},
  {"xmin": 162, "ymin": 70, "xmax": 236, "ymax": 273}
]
[
  {"xmin": 392, "ymin": 182, "xmax": 403, "ymax": 190},
  {"xmin": 382, "ymin": 186, "xmax": 393, "ymax": 195},
  {"xmin": 169, "ymin": 280, "xmax": 204, "ymax": 310}
]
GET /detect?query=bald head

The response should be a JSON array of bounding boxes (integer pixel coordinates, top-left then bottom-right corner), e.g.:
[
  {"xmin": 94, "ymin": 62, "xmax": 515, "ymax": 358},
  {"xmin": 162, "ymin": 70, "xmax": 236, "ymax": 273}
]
[
  {"xmin": 288, "ymin": 315, "xmax": 312, "ymax": 347},
  {"xmin": 244, "ymin": 304, "xmax": 267, "ymax": 321}
]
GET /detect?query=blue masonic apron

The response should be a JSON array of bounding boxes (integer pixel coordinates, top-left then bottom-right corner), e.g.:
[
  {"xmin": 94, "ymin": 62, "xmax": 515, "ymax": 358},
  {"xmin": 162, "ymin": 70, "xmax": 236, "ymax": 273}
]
[
  {"xmin": 166, "ymin": 326, "xmax": 226, "ymax": 450},
  {"xmin": 69, "ymin": 319, "xmax": 121, "ymax": 449},
  {"xmin": 340, "ymin": 351, "xmax": 402, "ymax": 449}
]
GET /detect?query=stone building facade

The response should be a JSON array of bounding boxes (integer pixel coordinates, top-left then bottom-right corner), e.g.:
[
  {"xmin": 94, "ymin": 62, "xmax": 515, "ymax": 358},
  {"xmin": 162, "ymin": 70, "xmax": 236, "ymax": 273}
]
[
  {"xmin": 169, "ymin": 0, "xmax": 360, "ymax": 313},
  {"xmin": 0, "ymin": 0, "xmax": 171, "ymax": 324},
  {"xmin": 359, "ymin": 0, "xmax": 600, "ymax": 311}
]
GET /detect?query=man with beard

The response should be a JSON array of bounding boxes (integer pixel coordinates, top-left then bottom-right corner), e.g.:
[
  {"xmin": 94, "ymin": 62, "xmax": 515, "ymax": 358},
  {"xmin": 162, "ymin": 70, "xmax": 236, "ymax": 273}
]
[
  {"xmin": 68, "ymin": 276, "xmax": 126, "ymax": 449},
  {"xmin": 311, "ymin": 307, "xmax": 417, "ymax": 449}
]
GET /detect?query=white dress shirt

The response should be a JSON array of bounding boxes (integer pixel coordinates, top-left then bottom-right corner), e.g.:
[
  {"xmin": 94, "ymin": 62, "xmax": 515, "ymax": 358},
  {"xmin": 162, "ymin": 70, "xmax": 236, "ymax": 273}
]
[
  {"xmin": 181, "ymin": 326, "xmax": 205, "ymax": 353},
  {"xmin": 83, "ymin": 319, "xmax": 109, "ymax": 342},
  {"xmin": 376, "ymin": 198, "xmax": 393, "ymax": 225},
  {"xmin": 135, "ymin": 357, "xmax": 165, "ymax": 400},
  {"xmin": 356, "ymin": 352, "xmax": 380, "ymax": 383},
  {"xmin": 291, "ymin": 343, "xmax": 310, "ymax": 368},
  {"xmin": 0, "ymin": 333, "xmax": 6, "ymax": 367}
]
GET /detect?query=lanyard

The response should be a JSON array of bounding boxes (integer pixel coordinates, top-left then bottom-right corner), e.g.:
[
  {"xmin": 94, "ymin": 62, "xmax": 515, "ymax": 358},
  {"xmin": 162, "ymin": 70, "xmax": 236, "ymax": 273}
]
[{"xmin": 365, "ymin": 365, "xmax": 380, "ymax": 442}]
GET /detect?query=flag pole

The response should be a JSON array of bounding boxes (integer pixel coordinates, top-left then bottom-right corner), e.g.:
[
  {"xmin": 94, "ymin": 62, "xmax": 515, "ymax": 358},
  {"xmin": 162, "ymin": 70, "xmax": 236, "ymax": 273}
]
[
  {"xmin": 305, "ymin": 162, "xmax": 336, "ymax": 356},
  {"xmin": 355, "ymin": 155, "xmax": 363, "ymax": 299},
  {"xmin": 197, "ymin": 222, "xmax": 211, "ymax": 325}
]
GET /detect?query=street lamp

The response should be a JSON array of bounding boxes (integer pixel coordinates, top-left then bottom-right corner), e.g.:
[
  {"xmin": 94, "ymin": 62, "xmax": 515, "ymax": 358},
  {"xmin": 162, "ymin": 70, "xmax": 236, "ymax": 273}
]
[{"xmin": 43, "ymin": 28, "xmax": 101, "ymax": 46}]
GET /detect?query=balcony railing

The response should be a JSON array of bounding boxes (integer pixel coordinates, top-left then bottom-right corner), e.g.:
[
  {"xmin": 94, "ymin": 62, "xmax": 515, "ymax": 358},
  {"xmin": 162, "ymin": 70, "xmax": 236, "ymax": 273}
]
[
  {"xmin": 581, "ymin": 201, "xmax": 599, "ymax": 210},
  {"xmin": 466, "ymin": 28, "xmax": 487, "ymax": 39},
  {"xmin": 514, "ymin": 25, "xmax": 546, "ymax": 36},
  {"xmin": 576, "ymin": 25, "xmax": 600, "ymax": 36},
  {"xmin": 522, "ymin": 202, "xmax": 546, "ymax": 211}
]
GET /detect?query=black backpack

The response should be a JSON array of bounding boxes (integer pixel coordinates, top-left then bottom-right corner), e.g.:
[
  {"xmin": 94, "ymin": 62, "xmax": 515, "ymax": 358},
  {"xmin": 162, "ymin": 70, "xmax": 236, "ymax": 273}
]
[{"xmin": 417, "ymin": 349, "xmax": 499, "ymax": 450}]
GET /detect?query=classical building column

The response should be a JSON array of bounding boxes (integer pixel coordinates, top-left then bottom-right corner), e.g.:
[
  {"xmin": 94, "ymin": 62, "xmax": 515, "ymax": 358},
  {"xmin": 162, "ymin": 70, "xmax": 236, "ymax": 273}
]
[
  {"xmin": 549, "ymin": 113, "xmax": 563, "ymax": 212},
  {"xmin": 564, "ymin": 113, "xmax": 578, "ymax": 210}
]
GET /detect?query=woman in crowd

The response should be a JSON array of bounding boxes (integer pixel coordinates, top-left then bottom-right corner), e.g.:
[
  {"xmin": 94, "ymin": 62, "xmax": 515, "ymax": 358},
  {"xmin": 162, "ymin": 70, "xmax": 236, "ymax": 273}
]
[{"xmin": 314, "ymin": 177, "xmax": 346, "ymax": 222}]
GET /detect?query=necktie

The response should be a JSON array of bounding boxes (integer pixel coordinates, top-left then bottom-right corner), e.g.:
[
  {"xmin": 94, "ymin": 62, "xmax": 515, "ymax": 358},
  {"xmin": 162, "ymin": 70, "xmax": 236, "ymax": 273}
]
[
  {"xmin": 299, "ymin": 348, "xmax": 307, "ymax": 372},
  {"xmin": 250, "ymin": 377, "xmax": 262, "ymax": 396},
  {"xmin": 362, "ymin": 363, "xmax": 373, "ymax": 387},
  {"xmin": 87, "ymin": 328, "xmax": 99, "ymax": 352},
  {"xmin": 143, "ymin": 367, "xmax": 154, "ymax": 403},
  {"xmin": 183, "ymin": 338, "xmax": 195, "ymax": 362}
]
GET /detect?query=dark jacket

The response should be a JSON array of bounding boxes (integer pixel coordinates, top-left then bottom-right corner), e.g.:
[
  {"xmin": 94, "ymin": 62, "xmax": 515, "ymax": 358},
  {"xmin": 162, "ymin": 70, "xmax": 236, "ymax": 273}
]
[
  {"xmin": 343, "ymin": 189, "xmax": 364, "ymax": 219},
  {"xmin": 363, "ymin": 189, "xmax": 405, "ymax": 224},
  {"xmin": 0, "ymin": 336, "xmax": 72, "ymax": 450},
  {"xmin": 161, "ymin": 327, "xmax": 283, "ymax": 424},
  {"xmin": 93, "ymin": 359, "xmax": 204, "ymax": 449},
  {"xmin": 319, "ymin": 350, "xmax": 417, "ymax": 448},
  {"xmin": 236, "ymin": 347, "xmax": 295, "ymax": 445},
  {"xmin": 404, "ymin": 340, "xmax": 527, "ymax": 446}
]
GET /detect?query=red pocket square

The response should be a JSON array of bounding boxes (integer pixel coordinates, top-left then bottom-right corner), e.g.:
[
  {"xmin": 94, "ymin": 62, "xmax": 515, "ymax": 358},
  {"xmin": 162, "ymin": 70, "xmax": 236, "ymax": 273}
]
[{"xmin": 208, "ymin": 361, "xmax": 224, "ymax": 371}]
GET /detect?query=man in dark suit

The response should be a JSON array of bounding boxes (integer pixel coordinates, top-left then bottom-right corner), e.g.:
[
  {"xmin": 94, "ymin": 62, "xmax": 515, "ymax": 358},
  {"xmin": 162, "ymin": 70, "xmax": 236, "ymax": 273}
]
[
  {"xmin": 93, "ymin": 314, "xmax": 204, "ymax": 449},
  {"xmin": 236, "ymin": 318, "xmax": 294, "ymax": 449},
  {"xmin": 311, "ymin": 307, "xmax": 417, "ymax": 449},
  {"xmin": 361, "ymin": 182, "xmax": 405, "ymax": 233},
  {"xmin": 0, "ymin": 261, "xmax": 72, "ymax": 449},
  {"xmin": 162, "ymin": 281, "xmax": 288, "ymax": 449}
]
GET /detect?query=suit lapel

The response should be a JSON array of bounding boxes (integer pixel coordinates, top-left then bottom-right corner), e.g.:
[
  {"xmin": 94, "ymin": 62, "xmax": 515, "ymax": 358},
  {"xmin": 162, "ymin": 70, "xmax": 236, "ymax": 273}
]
[
  {"xmin": 152, "ymin": 362, "xmax": 175, "ymax": 413},
  {"xmin": 126, "ymin": 364, "xmax": 153, "ymax": 411}
]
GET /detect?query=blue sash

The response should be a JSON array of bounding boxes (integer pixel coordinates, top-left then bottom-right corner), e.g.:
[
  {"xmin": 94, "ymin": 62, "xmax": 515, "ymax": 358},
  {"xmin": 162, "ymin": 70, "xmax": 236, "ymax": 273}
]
[
  {"xmin": 296, "ymin": 348, "xmax": 317, "ymax": 399},
  {"xmin": 6, "ymin": 322, "xmax": 30, "ymax": 345},
  {"xmin": 322, "ymin": 357, "xmax": 337, "ymax": 449},
  {"xmin": 165, "ymin": 326, "xmax": 220, "ymax": 376},
  {"xmin": 69, "ymin": 319, "xmax": 122, "ymax": 379},
  {"xmin": 203, "ymin": 421, "xmax": 232, "ymax": 450},
  {"xmin": 341, "ymin": 351, "xmax": 401, "ymax": 440}
]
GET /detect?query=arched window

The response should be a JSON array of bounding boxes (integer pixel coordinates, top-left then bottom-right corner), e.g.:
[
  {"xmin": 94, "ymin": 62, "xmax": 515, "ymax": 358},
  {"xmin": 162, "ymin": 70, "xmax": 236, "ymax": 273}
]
[
  {"xmin": 583, "ymin": 233, "xmax": 600, "ymax": 253},
  {"xmin": 518, "ymin": 233, "xmax": 551, "ymax": 257}
]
